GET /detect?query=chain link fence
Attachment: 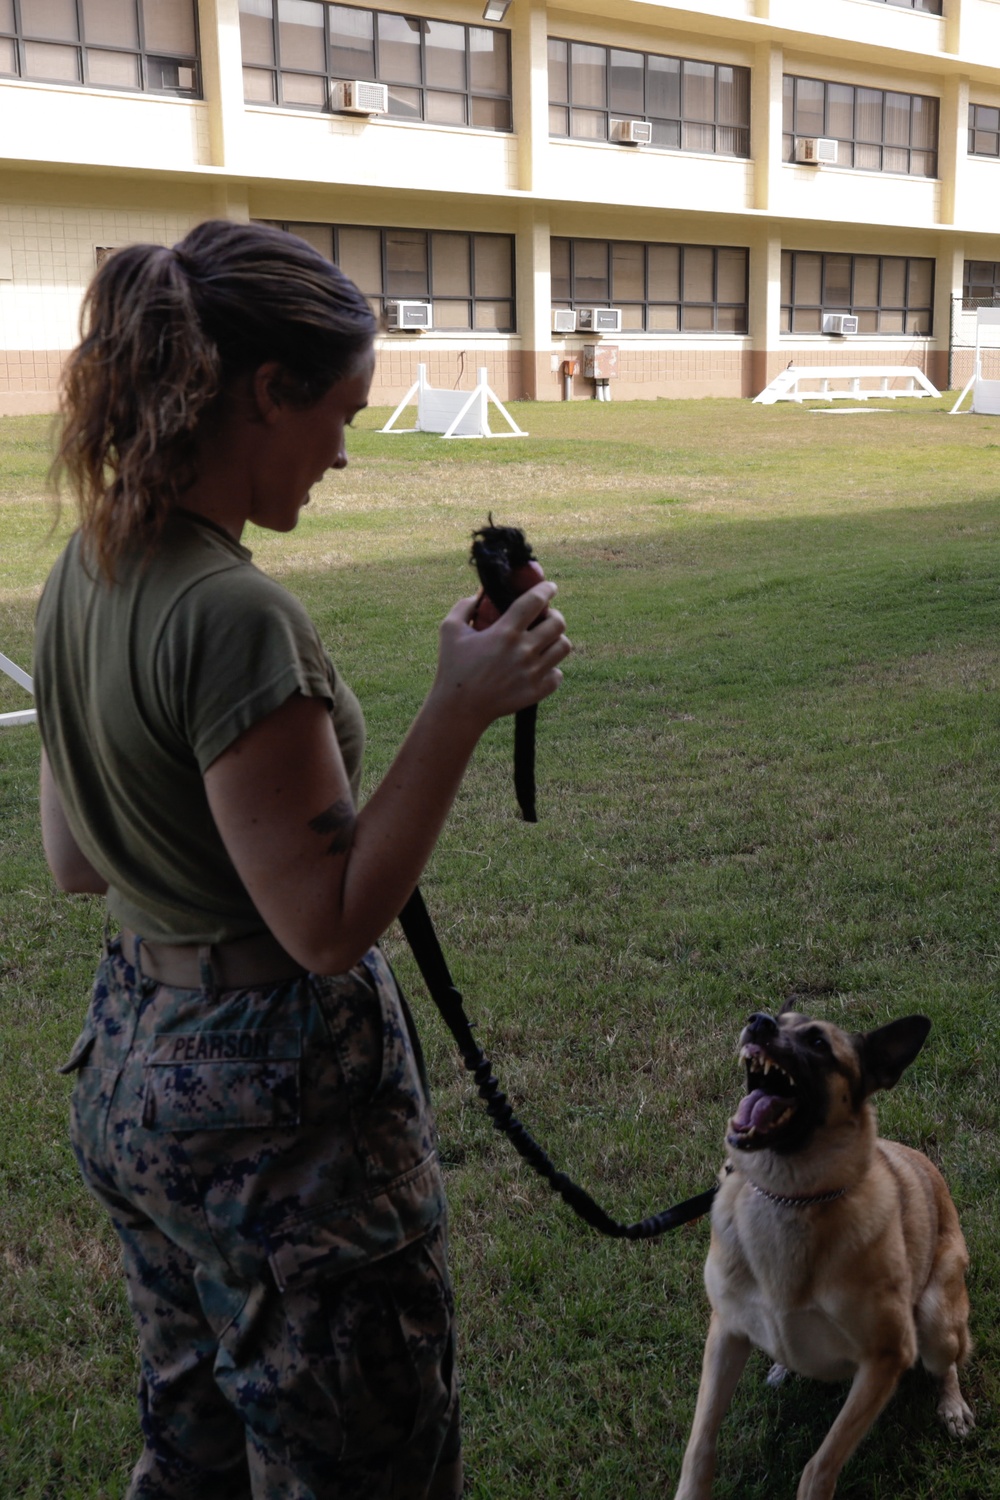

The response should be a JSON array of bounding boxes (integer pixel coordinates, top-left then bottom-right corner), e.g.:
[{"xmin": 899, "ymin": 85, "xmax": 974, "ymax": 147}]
[{"xmin": 950, "ymin": 295, "xmax": 1000, "ymax": 391}]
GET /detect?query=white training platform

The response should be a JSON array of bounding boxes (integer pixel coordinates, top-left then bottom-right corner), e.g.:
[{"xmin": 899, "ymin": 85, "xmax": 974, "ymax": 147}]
[
  {"xmin": 950, "ymin": 309, "xmax": 1000, "ymax": 415},
  {"xmin": 754, "ymin": 365, "xmax": 940, "ymax": 405},
  {"xmin": 0, "ymin": 649, "xmax": 36, "ymax": 728},
  {"xmin": 380, "ymin": 364, "xmax": 527, "ymax": 439}
]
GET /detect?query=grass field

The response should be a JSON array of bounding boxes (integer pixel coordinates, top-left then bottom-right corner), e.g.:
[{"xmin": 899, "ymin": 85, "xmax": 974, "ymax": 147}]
[{"xmin": 1, "ymin": 393, "xmax": 998, "ymax": 1498}]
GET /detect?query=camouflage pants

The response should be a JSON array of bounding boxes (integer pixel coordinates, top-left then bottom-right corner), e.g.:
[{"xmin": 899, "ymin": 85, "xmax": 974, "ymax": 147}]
[{"xmin": 63, "ymin": 938, "xmax": 461, "ymax": 1500}]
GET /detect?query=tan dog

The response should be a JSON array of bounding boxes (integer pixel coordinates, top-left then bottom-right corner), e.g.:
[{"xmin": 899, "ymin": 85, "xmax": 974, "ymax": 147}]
[{"xmin": 674, "ymin": 1007, "xmax": 973, "ymax": 1500}]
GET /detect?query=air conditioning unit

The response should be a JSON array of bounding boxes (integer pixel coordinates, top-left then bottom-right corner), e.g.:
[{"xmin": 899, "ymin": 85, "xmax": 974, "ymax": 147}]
[
  {"xmin": 577, "ymin": 307, "xmax": 622, "ymax": 334},
  {"xmin": 822, "ymin": 313, "xmax": 859, "ymax": 335},
  {"xmin": 386, "ymin": 300, "xmax": 433, "ymax": 331},
  {"xmin": 552, "ymin": 309, "xmax": 577, "ymax": 333},
  {"xmin": 331, "ymin": 79, "xmax": 389, "ymax": 115},
  {"xmin": 795, "ymin": 136, "xmax": 838, "ymax": 165},
  {"xmin": 611, "ymin": 119, "xmax": 653, "ymax": 146}
]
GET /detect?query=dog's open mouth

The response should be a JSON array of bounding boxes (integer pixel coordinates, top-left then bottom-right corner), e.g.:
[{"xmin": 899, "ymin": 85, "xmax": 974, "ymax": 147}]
[{"xmin": 728, "ymin": 1043, "xmax": 800, "ymax": 1150}]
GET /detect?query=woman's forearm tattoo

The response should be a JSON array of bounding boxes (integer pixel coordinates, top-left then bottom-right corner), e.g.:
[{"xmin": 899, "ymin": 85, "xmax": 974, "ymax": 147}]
[{"xmin": 307, "ymin": 798, "xmax": 356, "ymax": 857}]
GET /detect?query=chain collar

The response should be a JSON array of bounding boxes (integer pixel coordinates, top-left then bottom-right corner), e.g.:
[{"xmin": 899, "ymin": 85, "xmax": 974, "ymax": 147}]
[{"xmin": 749, "ymin": 1180, "xmax": 847, "ymax": 1209}]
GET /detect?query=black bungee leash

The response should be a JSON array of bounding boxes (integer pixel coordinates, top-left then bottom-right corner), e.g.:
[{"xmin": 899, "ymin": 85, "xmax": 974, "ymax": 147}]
[{"xmin": 398, "ymin": 523, "xmax": 719, "ymax": 1241}]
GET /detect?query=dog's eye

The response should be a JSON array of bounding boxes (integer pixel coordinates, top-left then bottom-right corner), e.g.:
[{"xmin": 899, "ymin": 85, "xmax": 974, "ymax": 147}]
[{"xmin": 807, "ymin": 1029, "xmax": 829, "ymax": 1052}]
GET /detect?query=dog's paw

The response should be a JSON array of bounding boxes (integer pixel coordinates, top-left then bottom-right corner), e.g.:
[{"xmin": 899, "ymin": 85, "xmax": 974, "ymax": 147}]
[
  {"xmin": 938, "ymin": 1395, "xmax": 975, "ymax": 1439},
  {"xmin": 766, "ymin": 1363, "xmax": 789, "ymax": 1388}
]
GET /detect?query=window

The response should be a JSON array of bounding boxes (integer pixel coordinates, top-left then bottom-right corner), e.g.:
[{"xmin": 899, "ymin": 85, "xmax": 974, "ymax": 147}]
[
  {"xmin": 551, "ymin": 237, "xmax": 749, "ymax": 332},
  {"xmin": 870, "ymin": 0, "xmax": 940, "ymax": 11},
  {"xmin": 262, "ymin": 221, "xmax": 515, "ymax": 330},
  {"xmin": 783, "ymin": 76, "xmax": 937, "ymax": 176},
  {"xmin": 548, "ymin": 39, "xmax": 749, "ymax": 156},
  {"xmin": 969, "ymin": 104, "xmax": 1000, "ymax": 159},
  {"xmin": 781, "ymin": 250, "xmax": 934, "ymax": 334},
  {"xmin": 0, "ymin": 0, "xmax": 199, "ymax": 94},
  {"xmin": 963, "ymin": 260, "xmax": 1000, "ymax": 308},
  {"xmin": 241, "ymin": 3, "xmax": 511, "ymax": 129}
]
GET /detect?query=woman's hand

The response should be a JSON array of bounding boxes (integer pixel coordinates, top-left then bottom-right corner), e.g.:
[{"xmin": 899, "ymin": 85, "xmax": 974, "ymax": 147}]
[{"xmin": 430, "ymin": 581, "xmax": 570, "ymax": 732}]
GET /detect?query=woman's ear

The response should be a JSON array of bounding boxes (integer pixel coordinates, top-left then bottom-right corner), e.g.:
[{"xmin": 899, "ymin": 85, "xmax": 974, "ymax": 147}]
[{"xmin": 252, "ymin": 360, "xmax": 291, "ymax": 423}]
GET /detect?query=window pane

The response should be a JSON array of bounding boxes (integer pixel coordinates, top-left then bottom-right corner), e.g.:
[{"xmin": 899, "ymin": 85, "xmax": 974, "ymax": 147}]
[
  {"xmin": 716, "ymin": 126, "xmax": 748, "ymax": 156},
  {"xmin": 682, "ymin": 60, "xmax": 714, "ymax": 122},
  {"xmin": 794, "ymin": 253, "xmax": 822, "ymax": 305},
  {"xmin": 21, "ymin": 0, "xmax": 77, "ymax": 39},
  {"xmin": 471, "ymin": 95, "xmax": 510, "ymax": 130},
  {"xmin": 682, "ymin": 304, "xmax": 714, "ymax": 330},
  {"xmin": 386, "ymin": 84, "xmax": 420, "ymax": 118},
  {"xmin": 329, "ymin": 4, "xmax": 373, "ymax": 79},
  {"xmin": 434, "ymin": 299, "xmax": 471, "ymax": 328},
  {"xmin": 548, "ymin": 103, "xmax": 568, "ymax": 136},
  {"xmin": 856, "ymin": 310, "xmax": 878, "ymax": 333},
  {"xmin": 792, "ymin": 307, "xmax": 821, "ymax": 332},
  {"xmin": 87, "ymin": 47, "xmax": 139, "ymax": 85},
  {"xmin": 879, "ymin": 310, "xmax": 904, "ymax": 332},
  {"xmin": 827, "ymin": 83, "xmax": 853, "ymax": 140},
  {"xmin": 716, "ymin": 305, "xmax": 746, "ymax": 333},
  {"xmin": 649, "ymin": 118, "xmax": 680, "ymax": 149},
  {"xmin": 911, "ymin": 94, "xmax": 936, "ymax": 149},
  {"xmin": 824, "ymin": 255, "xmax": 851, "ymax": 306},
  {"xmin": 681, "ymin": 122, "xmax": 714, "ymax": 153},
  {"xmin": 621, "ymin": 304, "xmax": 643, "ymax": 330},
  {"xmin": 425, "ymin": 20, "xmax": 464, "ymax": 91},
  {"xmin": 855, "ymin": 88, "xmax": 883, "ymax": 142},
  {"xmin": 647, "ymin": 53, "xmax": 679, "ymax": 119},
  {"xmin": 24, "ymin": 39, "xmax": 79, "ymax": 78},
  {"xmin": 240, "ymin": 0, "xmax": 274, "ymax": 67},
  {"xmin": 469, "ymin": 26, "xmax": 506, "ymax": 93},
  {"xmin": 551, "ymin": 239, "xmax": 570, "ymax": 301},
  {"xmin": 611, "ymin": 241, "xmax": 644, "ymax": 301},
  {"xmin": 570, "ymin": 109, "xmax": 604, "ymax": 140},
  {"xmin": 793, "ymin": 77, "xmax": 824, "ymax": 138},
  {"xmin": 431, "ymin": 233, "xmax": 470, "ymax": 296},
  {"xmin": 716, "ymin": 247, "xmax": 746, "ymax": 303},
  {"xmin": 609, "ymin": 49, "xmax": 642, "ymax": 116},
  {"xmin": 906, "ymin": 309, "xmax": 931, "ymax": 334},
  {"xmin": 0, "ymin": 38, "xmax": 16, "ymax": 73},
  {"xmin": 278, "ymin": 0, "xmax": 324, "ymax": 72},
  {"xmin": 884, "ymin": 147, "xmax": 909, "ymax": 174},
  {"xmin": 853, "ymin": 256, "xmax": 879, "ymax": 305},
  {"xmin": 280, "ymin": 70, "xmax": 325, "ymax": 105},
  {"xmin": 385, "ymin": 229, "xmax": 428, "ymax": 298},
  {"xmin": 881, "ymin": 257, "xmax": 906, "ymax": 304},
  {"xmin": 884, "ymin": 92, "xmax": 910, "ymax": 147},
  {"xmin": 336, "ymin": 226, "xmax": 381, "ymax": 293},
  {"xmin": 908, "ymin": 259, "xmax": 932, "ymax": 306},
  {"xmin": 547, "ymin": 36, "xmax": 567, "ymax": 103},
  {"xmin": 83, "ymin": 0, "xmax": 137, "ymax": 47},
  {"xmin": 781, "ymin": 250, "xmax": 791, "ymax": 304},
  {"xmin": 472, "ymin": 234, "xmax": 511, "ymax": 297},
  {"xmin": 647, "ymin": 243, "xmax": 679, "ymax": 300},
  {"xmin": 855, "ymin": 143, "xmax": 881, "ymax": 171},
  {"xmin": 0, "ymin": 0, "xmax": 13, "ymax": 29},
  {"xmin": 288, "ymin": 222, "xmax": 333, "ymax": 259},
  {"xmin": 474, "ymin": 299, "xmax": 512, "ymax": 330},
  {"xmin": 782, "ymin": 73, "xmax": 793, "ymax": 134},
  {"xmin": 378, "ymin": 11, "xmax": 420, "ymax": 85},
  {"xmin": 975, "ymin": 105, "xmax": 999, "ymax": 134},
  {"xmin": 574, "ymin": 240, "xmax": 609, "ymax": 302},
  {"xmin": 717, "ymin": 65, "xmax": 748, "ymax": 127},
  {"xmin": 570, "ymin": 43, "xmax": 605, "ymax": 109},
  {"xmin": 143, "ymin": 0, "xmax": 195, "ymax": 55},
  {"xmin": 243, "ymin": 66, "xmax": 274, "ymax": 100},
  {"xmin": 648, "ymin": 304, "xmax": 678, "ymax": 330},
  {"xmin": 425, "ymin": 90, "xmax": 465, "ymax": 125},
  {"xmin": 682, "ymin": 246, "xmax": 713, "ymax": 302}
]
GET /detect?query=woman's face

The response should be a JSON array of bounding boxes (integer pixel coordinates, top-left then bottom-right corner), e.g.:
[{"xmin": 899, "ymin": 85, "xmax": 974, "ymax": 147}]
[{"xmin": 249, "ymin": 347, "xmax": 375, "ymax": 533}]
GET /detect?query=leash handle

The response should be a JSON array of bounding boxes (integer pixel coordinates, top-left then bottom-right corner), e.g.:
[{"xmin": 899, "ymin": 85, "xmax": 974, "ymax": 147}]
[{"xmin": 398, "ymin": 888, "xmax": 717, "ymax": 1241}]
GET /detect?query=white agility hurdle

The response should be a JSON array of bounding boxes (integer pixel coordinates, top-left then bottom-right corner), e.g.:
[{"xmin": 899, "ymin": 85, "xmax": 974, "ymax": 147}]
[
  {"xmin": 950, "ymin": 309, "xmax": 1000, "ymax": 415},
  {"xmin": 0, "ymin": 650, "xmax": 36, "ymax": 728},
  {"xmin": 380, "ymin": 364, "xmax": 527, "ymax": 439},
  {"xmin": 754, "ymin": 364, "xmax": 940, "ymax": 405}
]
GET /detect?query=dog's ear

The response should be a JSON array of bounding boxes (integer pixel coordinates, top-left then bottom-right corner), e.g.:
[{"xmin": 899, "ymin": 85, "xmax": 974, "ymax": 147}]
[{"xmin": 856, "ymin": 1016, "xmax": 931, "ymax": 1097}]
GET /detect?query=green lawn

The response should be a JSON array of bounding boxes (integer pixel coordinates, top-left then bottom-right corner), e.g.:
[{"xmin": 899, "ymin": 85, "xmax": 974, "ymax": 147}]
[{"xmin": 1, "ymin": 395, "xmax": 998, "ymax": 1497}]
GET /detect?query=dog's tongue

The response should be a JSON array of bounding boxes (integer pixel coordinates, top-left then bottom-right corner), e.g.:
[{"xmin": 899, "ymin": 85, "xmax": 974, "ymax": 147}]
[{"xmin": 733, "ymin": 1088, "xmax": 793, "ymax": 1134}]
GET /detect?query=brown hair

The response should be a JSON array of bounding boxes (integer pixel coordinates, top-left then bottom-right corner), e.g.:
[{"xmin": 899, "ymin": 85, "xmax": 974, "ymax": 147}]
[{"xmin": 54, "ymin": 219, "xmax": 377, "ymax": 580}]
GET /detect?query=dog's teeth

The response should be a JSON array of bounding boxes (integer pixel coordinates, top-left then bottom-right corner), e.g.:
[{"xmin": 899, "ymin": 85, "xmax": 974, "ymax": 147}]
[{"xmin": 762, "ymin": 1060, "xmax": 772, "ymax": 1075}]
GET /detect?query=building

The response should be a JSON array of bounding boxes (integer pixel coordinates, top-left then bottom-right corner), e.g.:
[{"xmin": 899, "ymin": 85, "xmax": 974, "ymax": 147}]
[{"xmin": 2, "ymin": 0, "xmax": 1000, "ymax": 410}]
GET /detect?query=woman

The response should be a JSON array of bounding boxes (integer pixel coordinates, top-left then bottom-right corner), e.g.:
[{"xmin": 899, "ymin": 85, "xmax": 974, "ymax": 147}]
[{"xmin": 34, "ymin": 219, "xmax": 569, "ymax": 1500}]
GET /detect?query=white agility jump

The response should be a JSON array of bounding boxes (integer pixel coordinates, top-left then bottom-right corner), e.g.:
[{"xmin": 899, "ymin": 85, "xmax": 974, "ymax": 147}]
[
  {"xmin": 380, "ymin": 364, "xmax": 527, "ymax": 439},
  {"xmin": 0, "ymin": 650, "xmax": 36, "ymax": 728},
  {"xmin": 950, "ymin": 309, "xmax": 1000, "ymax": 415},
  {"xmin": 754, "ymin": 365, "xmax": 940, "ymax": 405}
]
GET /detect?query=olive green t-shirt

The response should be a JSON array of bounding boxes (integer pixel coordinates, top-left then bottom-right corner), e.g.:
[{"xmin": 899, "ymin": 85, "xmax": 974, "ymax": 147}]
[{"xmin": 34, "ymin": 511, "xmax": 365, "ymax": 943}]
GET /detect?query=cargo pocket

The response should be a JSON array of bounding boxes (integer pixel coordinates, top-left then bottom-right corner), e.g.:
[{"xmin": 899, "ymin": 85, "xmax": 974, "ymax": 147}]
[
  {"xmin": 142, "ymin": 1028, "xmax": 302, "ymax": 1131},
  {"xmin": 60, "ymin": 1024, "xmax": 121, "ymax": 1174}
]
